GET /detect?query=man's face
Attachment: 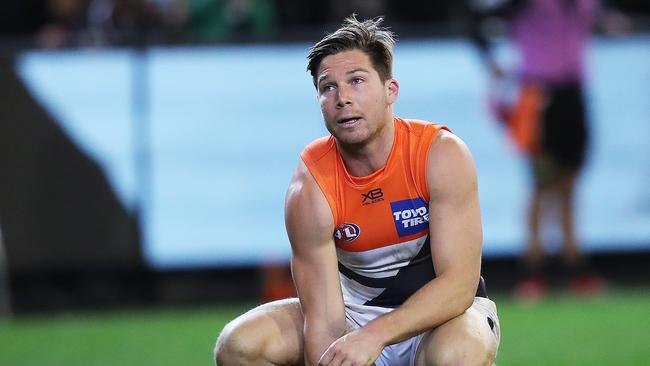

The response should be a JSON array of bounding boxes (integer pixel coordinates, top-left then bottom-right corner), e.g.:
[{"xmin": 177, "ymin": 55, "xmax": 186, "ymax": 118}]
[{"xmin": 316, "ymin": 50, "xmax": 398, "ymax": 147}]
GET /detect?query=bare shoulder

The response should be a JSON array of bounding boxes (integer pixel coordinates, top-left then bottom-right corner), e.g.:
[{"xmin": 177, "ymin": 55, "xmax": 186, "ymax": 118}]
[
  {"xmin": 284, "ymin": 160, "xmax": 334, "ymax": 247},
  {"xmin": 429, "ymin": 129, "xmax": 473, "ymax": 162},
  {"xmin": 426, "ymin": 129, "xmax": 478, "ymax": 200},
  {"xmin": 285, "ymin": 159, "xmax": 316, "ymax": 205},
  {"xmin": 285, "ymin": 160, "xmax": 329, "ymax": 219}
]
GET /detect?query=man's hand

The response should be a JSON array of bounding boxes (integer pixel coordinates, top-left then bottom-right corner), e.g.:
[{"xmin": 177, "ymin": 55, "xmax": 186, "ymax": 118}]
[{"xmin": 317, "ymin": 328, "xmax": 384, "ymax": 366}]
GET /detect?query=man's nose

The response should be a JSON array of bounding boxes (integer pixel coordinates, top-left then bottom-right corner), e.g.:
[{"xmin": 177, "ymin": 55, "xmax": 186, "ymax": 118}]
[{"xmin": 336, "ymin": 86, "xmax": 352, "ymax": 108}]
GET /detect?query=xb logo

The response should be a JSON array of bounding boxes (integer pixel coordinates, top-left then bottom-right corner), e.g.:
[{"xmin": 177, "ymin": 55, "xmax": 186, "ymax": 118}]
[
  {"xmin": 333, "ymin": 223, "xmax": 361, "ymax": 243},
  {"xmin": 362, "ymin": 188, "xmax": 384, "ymax": 206}
]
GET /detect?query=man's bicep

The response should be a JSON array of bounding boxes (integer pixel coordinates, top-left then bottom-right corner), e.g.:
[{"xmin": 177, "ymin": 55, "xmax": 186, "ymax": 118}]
[
  {"xmin": 285, "ymin": 161, "xmax": 345, "ymax": 325},
  {"xmin": 426, "ymin": 132, "xmax": 483, "ymax": 281}
]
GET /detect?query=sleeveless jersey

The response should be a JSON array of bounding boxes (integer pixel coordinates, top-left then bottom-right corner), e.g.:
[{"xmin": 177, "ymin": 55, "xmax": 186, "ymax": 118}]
[{"xmin": 301, "ymin": 117, "xmax": 487, "ymax": 308}]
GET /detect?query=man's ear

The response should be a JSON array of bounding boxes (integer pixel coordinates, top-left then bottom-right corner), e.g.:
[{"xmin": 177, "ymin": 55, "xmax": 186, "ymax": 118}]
[{"xmin": 386, "ymin": 79, "xmax": 399, "ymax": 104}]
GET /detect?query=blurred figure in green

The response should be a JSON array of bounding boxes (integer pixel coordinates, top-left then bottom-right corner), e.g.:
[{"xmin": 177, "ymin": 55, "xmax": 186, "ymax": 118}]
[{"xmin": 186, "ymin": 0, "xmax": 276, "ymax": 42}]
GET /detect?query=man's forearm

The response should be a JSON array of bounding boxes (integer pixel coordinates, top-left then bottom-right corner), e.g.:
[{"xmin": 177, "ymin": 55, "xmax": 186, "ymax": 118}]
[
  {"xmin": 304, "ymin": 323, "xmax": 348, "ymax": 365},
  {"xmin": 362, "ymin": 273, "xmax": 476, "ymax": 347}
]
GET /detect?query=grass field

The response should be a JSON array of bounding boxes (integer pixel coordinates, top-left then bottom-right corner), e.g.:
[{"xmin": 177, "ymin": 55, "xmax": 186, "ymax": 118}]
[{"xmin": 1, "ymin": 290, "xmax": 649, "ymax": 366}]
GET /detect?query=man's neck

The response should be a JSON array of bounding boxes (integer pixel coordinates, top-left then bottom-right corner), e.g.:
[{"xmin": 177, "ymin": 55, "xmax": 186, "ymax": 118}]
[{"xmin": 337, "ymin": 117, "xmax": 395, "ymax": 177}]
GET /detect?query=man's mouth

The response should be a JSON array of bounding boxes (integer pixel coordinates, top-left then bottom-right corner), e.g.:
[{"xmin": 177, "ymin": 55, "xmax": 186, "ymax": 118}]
[{"xmin": 337, "ymin": 117, "xmax": 361, "ymax": 127}]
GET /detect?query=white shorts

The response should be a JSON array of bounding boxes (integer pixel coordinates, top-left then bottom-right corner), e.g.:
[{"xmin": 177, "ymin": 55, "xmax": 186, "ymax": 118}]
[{"xmin": 344, "ymin": 297, "xmax": 500, "ymax": 366}]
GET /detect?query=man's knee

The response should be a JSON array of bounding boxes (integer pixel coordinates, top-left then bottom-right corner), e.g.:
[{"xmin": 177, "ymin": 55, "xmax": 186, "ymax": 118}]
[
  {"xmin": 214, "ymin": 319, "xmax": 263, "ymax": 365},
  {"xmin": 427, "ymin": 333, "xmax": 496, "ymax": 366},
  {"xmin": 214, "ymin": 299, "xmax": 304, "ymax": 366}
]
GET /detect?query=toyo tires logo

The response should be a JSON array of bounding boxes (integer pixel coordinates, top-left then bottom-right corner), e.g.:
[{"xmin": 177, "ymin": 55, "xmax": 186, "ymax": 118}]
[{"xmin": 390, "ymin": 197, "xmax": 429, "ymax": 237}]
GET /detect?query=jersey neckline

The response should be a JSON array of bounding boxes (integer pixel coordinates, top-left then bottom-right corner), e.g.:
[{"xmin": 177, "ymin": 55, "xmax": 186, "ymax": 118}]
[{"xmin": 335, "ymin": 117, "xmax": 402, "ymax": 188}]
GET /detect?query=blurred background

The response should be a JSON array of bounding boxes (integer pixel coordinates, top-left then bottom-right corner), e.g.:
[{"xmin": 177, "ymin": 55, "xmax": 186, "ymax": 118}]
[{"xmin": 0, "ymin": 0, "xmax": 649, "ymax": 365}]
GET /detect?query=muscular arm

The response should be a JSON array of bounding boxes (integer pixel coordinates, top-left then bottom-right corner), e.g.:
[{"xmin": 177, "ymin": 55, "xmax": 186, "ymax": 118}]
[
  {"xmin": 285, "ymin": 160, "xmax": 347, "ymax": 366},
  {"xmin": 319, "ymin": 130, "xmax": 483, "ymax": 366},
  {"xmin": 365, "ymin": 130, "xmax": 483, "ymax": 344}
]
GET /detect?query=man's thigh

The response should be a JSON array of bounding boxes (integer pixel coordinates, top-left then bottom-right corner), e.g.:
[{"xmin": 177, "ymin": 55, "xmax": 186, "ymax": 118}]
[
  {"xmin": 216, "ymin": 298, "xmax": 304, "ymax": 365},
  {"xmin": 413, "ymin": 297, "xmax": 500, "ymax": 366}
]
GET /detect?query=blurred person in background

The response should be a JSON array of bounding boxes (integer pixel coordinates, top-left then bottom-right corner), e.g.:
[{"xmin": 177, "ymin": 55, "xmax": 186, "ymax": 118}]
[
  {"xmin": 466, "ymin": 0, "xmax": 617, "ymax": 300},
  {"xmin": 0, "ymin": 0, "xmax": 88, "ymax": 48},
  {"xmin": 0, "ymin": 0, "xmax": 187, "ymax": 49},
  {"xmin": 183, "ymin": 0, "xmax": 277, "ymax": 42},
  {"xmin": 215, "ymin": 16, "xmax": 500, "ymax": 366}
]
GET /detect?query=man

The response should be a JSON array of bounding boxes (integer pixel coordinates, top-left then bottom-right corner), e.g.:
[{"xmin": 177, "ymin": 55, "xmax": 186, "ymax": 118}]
[
  {"xmin": 466, "ymin": 0, "xmax": 605, "ymax": 299},
  {"xmin": 215, "ymin": 16, "xmax": 500, "ymax": 366}
]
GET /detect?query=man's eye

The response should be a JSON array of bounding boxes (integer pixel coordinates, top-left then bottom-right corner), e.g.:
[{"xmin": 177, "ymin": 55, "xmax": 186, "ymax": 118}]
[
  {"xmin": 322, "ymin": 85, "xmax": 335, "ymax": 92},
  {"xmin": 352, "ymin": 78, "xmax": 363, "ymax": 84}
]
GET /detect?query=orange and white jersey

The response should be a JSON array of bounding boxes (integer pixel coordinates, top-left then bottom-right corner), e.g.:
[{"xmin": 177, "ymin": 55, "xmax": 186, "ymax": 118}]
[{"xmin": 301, "ymin": 117, "xmax": 486, "ymax": 308}]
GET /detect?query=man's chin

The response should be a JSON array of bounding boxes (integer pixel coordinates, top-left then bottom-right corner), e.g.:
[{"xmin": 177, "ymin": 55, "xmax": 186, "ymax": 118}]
[
  {"xmin": 332, "ymin": 132, "xmax": 368, "ymax": 147},
  {"xmin": 327, "ymin": 124, "xmax": 368, "ymax": 144}
]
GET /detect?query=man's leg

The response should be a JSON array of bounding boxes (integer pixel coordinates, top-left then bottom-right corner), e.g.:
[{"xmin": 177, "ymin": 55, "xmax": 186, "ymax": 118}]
[
  {"xmin": 215, "ymin": 298, "xmax": 304, "ymax": 366},
  {"xmin": 556, "ymin": 171, "xmax": 606, "ymax": 295},
  {"xmin": 413, "ymin": 297, "xmax": 500, "ymax": 366},
  {"xmin": 526, "ymin": 184, "xmax": 545, "ymax": 268},
  {"xmin": 558, "ymin": 172, "xmax": 580, "ymax": 263},
  {"xmin": 513, "ymin": 180, "xmax": 550, "ymax": 300}
]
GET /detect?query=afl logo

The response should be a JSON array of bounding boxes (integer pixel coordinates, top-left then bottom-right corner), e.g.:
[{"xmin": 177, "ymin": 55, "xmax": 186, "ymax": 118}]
[{"xmin": 333, "ymin": 223, "xmax": 361, "ymax": 243}]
